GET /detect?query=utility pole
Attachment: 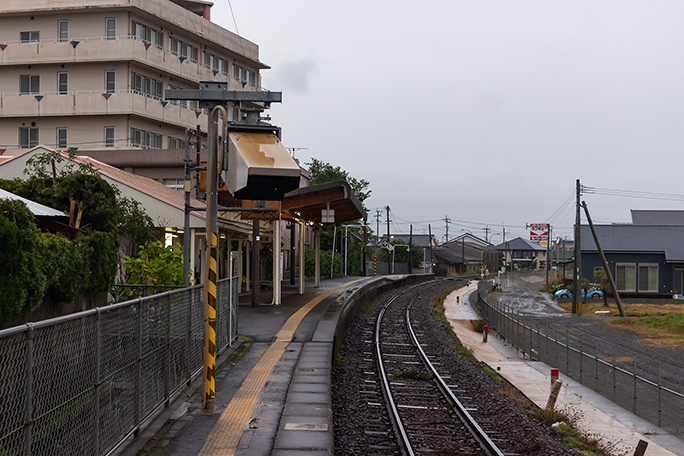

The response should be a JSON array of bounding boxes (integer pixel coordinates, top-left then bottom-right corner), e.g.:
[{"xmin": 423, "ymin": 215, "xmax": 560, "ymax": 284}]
[
  {"xmin": 166, "ymin": 82, "xmax": 283, "ymax": 411},
  {"xmin": 545, "ymin": 223, "xmax": 551, "ymax": 285},
  {"xmin": 408, "ymin": 225, "xmax": 413, "ymax": 273},
  {"xmin": 428, "ymin": 224, "xmax": 434, "ymax": 274},
  {"xmin": 483, "ymin": 226, "xmax": 491, "ymax": 243},
  {"xmin": 573, "ymin": 179, "xmax": 582, "ymax": 315},
  {"xmin": 444, "ymin": 216, "xmax": 450, "ymax": 243},
  {"xmin": 386, "ymin": 205, "xmax": 391, "ymax": 274},
  {"xmin": 375, "ymin": 208, "xmax": 381, "ymax": 275}
]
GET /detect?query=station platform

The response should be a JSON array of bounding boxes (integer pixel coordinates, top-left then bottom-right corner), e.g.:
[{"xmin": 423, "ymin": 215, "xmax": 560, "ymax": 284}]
[
  {"xmin": 445, "ymin": 282, "xmax": 684, "ymax": 456},
  {"xmin": 121, "ymin": 276, "xmax": 378, "ymax": 456}
]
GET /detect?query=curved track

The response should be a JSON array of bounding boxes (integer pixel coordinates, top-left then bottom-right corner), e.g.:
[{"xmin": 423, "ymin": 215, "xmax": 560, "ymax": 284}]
[{"xmin": 375, "ymin": 280, "xmax": 505, "ymax": 455}]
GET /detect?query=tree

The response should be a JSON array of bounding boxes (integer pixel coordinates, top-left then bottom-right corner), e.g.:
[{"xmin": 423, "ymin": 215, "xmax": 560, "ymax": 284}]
[
  {"xmin": 306, "ymin": 157, "xmax": 371, "ymax": 205},
  {"xmin": 0, "ymin": 151, "xmax": 156, "ymax": 321}
]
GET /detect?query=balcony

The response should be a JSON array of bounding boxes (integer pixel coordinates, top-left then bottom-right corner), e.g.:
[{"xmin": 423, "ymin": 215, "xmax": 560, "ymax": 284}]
[
  {"xmin": 0, "ymin": 90, "xmax": 209, "ymax": 127},
  {"xmin": 0, "ymin": 36, "xmax": 249, "ymax": 88}
]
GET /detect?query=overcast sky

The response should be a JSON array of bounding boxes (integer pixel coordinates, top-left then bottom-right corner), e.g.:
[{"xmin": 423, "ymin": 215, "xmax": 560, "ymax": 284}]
[{"xmin": 211, "ymin": 1, "xmax": 684, "ymax": 244}]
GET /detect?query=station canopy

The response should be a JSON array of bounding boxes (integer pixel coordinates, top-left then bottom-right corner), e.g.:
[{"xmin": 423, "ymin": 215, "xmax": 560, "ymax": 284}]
[{"xmin": 281, "ymin": 180, "xmax": 366, "ymax": 225}]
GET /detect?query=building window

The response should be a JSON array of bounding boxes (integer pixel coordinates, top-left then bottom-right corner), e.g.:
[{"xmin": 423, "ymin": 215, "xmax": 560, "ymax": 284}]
[
  {"xmin": 638, "ymin": 264, "xmax": 658, "ymax": 292},
  {"xmin": 56, "ymin": 128, "xmax": 67, "ymax": 148},
  {"xmin": 616, "ymin": 263, "xmax": 637, "ymax": 292},
  {"xmin": 169, "ymin": 36, "xmax": 198, "ymax": 62},
  {"xmin": 105, "ymin": 18, "xmax": 116, "ymax": 40},
  {"xmin": 133, "ymin": 22, "xmax": 162, "ymax": 47},
  {"xmin": 163, "ymin": 178, "xmax": 184, "ymax": 193},
  {"xmin": 167, "ymin": 137, "xmax": 184, "ymax": 149},
  {"xmin": 19, "ymin": 127, "xmax": 38, "ymax": 148},
  {"xmin": 105, "ymin": 70, "xmax": 115, "ymax": 93},
  {"xmin": 58, "ymin": 20, "xmax": 68, "ymax": 42},
  {"xmin": 20, "ymin": 75, "xmax": 40, "ymax": 94},
  {"xmin": 232, "ymin": 63, "xmax": 256, "ymax": 86},
  {"xmin": 104, "ymin": 127, "xmax": 115, "ymax": 147},
  {"xmin": 58, "ymin": 72, "xmax": 68, "ymax": 95},
  {"xmin": 20, "ymin": 31, "xmax": 40, "ymax": 43},
  {"xmin": 130, "ymin": 128, "xmax": 161, "ymax": 149},
  {"xmin": 131, "ymin": 72, "xmax": 162, "ymax": 99}
]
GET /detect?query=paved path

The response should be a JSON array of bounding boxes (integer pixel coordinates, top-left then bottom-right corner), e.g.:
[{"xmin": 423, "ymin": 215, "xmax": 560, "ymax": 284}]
[{"xmin": 445, "ymin": 282, "xmax": 684, "ymax": 456}]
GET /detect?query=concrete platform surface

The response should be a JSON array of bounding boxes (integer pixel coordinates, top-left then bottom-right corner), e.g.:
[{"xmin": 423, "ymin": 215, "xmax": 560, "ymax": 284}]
[{"xmin": 445, "ymin": 282, "xmax": 684, "ymax": 456}]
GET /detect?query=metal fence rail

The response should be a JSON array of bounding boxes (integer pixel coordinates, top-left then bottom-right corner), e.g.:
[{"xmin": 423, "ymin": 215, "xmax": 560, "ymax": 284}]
[
  {"xmin": 0, "ymin": 275, "xmax": 238, "ymax": 456},
  {"xmin": 478, "ymin": 282, "xmax": 684, "ymax": 437}
]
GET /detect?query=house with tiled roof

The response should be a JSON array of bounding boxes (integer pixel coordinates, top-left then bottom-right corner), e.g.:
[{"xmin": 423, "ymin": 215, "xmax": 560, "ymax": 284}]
[{"xmin": 493, "ymin": 237, "xmax": 547, "ymax": 271}]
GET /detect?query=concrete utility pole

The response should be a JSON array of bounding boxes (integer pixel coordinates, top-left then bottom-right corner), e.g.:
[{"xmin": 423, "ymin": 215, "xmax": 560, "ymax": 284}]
[
  {"xmin": 483, "ymin": 226, "xmax": 491, "ymax": 243},
  {"xmin": 386, "ymin": 206, "xmax": 391, "ymax": 274},
  {"xmin": 573, "ymin": 179, "xmax": 582, "ymax": 315},
  {"xmin": 444, "ymin": 216, "xmax": 450, "ymax": 243},
  {"xmin": 546, "ymin": 223, "xmax": 551, "ymax": 285}
]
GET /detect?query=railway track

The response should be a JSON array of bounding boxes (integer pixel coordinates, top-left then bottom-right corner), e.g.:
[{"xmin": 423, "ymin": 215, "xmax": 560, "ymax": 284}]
[
  {"xmin": 375, "ymin": 280, "xmax": 505, "ymax": 455},
  {"xmin": 333, "ymin": 279, "xmax": 576, "ymax": 456}
]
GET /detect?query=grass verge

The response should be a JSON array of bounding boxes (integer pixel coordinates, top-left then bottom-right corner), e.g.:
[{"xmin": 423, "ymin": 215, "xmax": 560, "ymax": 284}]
[{"xmin": 533, "ymin": 407, "xmax": 619, "ymax": 456}]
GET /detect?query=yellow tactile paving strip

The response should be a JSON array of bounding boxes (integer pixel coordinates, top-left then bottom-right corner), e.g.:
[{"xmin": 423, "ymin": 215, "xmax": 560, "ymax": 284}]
[{"xmin": 198, "ymin": 280, "xmax": 363, "ymax": 456}]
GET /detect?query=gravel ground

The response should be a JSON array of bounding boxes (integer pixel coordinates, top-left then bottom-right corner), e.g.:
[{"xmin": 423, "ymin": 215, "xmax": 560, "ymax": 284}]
[{"xmin": 332, "ymin": 281, "xmax": 578, "ymax": 455}]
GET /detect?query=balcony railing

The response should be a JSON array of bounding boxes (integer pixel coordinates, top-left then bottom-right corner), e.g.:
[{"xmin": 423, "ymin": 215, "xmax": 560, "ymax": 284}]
[
  {"xmin": 0, "ymin": 36, "xmax": 258, "ymax": 89},
  {"xmin": 0, "ymin": 89, "xmax": 209, "ymax": 128}
]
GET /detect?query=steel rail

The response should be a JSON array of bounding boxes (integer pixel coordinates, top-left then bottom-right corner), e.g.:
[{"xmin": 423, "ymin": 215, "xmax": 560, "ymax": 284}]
[
  {"xmin": 406, "ymin": 289, "xmax": 506, "ymax": 456},
  {"xmin": 374, "ymin": 290, "xmax": 416, "ymax": 456}
]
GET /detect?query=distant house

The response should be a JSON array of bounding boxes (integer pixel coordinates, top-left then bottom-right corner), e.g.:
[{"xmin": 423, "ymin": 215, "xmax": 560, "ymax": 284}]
[
  {"xmin": 493, "ymin": 237, "xmax": 547, "ymax": 271},
  {"xmin": 442, "ymin": 233, "xmax": 499, "ymax": 273},
  {"xmin": 580, "ymin": 224, "xmax": 684, "ymax": 297}
]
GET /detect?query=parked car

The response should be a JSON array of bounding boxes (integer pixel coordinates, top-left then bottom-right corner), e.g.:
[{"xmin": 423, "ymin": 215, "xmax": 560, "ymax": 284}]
[{"xmin": 554, "ymin": 287, "xmax": 603, "ymax": 300}]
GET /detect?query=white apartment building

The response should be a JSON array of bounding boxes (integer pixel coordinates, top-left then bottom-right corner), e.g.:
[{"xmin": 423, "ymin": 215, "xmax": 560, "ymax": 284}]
[{"xmin": 0, "ymin": 0, "xmax": 267, "ymax": 172}]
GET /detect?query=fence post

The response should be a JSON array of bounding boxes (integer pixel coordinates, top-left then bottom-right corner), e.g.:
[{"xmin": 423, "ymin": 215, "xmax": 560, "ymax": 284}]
[
  {"xmin": 595, "ymin": 345, "xmax": 598, "ymax": 392},
  {"xmin": 135, "ymin": 299, "xmax": 143, "ymax": 436},
  {"xmin": 165, "ymin": 293, "xmax": 172, "ymax": 407},
  {"xmin": 566, "ymin": 329, "xmax": 569, "ymax": 374},
  {"xmin": 579, "ymin": 337, "xmax": 583, "ymax": 383},
  {"xmin": 657, "ymin": 362, "xmax": 662, "ymax": 427},
  {"xmin": 24, "ymin": 324, "xmax": 34, "ymax": 456},
  {"xmin": 554, "ymin": 329, "xmax": 558, "ymax": 368},
  {"xmin": 187, "ymin": 288, "xmax": 193, "ymax": 385},
  {"xmin": 633, "ymin": 356, "xmax": 637, "ymax": 414},
  {"xmin": 94, "ymin": 310, "xmax": 102, "ymax": 456},
  {"xmin": 613, "ymin": 348, "xmax": 617, "ymax": 402}
]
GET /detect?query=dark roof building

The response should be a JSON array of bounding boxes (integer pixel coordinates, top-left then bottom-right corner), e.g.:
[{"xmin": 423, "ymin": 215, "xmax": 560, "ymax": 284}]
[{"xmin": 580, "ymin": 223, "xmax": 684, "ymax": 297}]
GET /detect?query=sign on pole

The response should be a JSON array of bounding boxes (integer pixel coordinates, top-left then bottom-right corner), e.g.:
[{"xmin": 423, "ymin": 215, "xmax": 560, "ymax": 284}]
[{"xmin": 529, "ymin": 223, "xmax": 549, "ymax": 247}]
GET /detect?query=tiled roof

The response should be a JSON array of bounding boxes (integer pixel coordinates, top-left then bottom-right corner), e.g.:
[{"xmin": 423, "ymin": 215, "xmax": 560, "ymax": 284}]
[
  {"xmin": 74, "ymin": 155, "xmax": 206, "ymax": 220},
  {"xmin": 580, "ymin": 224, "xmax": 684, "ymax": 262},
  {"xmin": 493, "ymin": 237, "xmax": 546, "ymax": 251}
]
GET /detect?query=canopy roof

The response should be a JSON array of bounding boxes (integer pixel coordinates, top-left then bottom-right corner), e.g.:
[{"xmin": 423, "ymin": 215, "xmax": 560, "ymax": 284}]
[{"xmin": 282, "ymin": 180, "xmax": 366, "ymax": 225}]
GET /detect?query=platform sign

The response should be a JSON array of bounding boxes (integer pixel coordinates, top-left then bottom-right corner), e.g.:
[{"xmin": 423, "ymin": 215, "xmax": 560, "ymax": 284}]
[{"xmin": 529, "ymin": 223, "xmax": 548, "ymax": 247}]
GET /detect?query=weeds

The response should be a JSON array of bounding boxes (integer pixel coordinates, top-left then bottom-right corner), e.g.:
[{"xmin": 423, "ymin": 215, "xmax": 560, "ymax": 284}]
[
  {"xmin": 533, "ymin": 407, "xmax": 622, "ymax": 456},
  {"xmin": 391, "ymin": 367, "xmax": 434, "ymax": 381},
  {"xmin": 482, "ymin": 364, "xmax": 502, "ymax": 382}
]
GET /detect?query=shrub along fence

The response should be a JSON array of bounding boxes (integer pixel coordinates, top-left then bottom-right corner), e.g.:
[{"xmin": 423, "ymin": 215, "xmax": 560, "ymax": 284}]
[
  {"xmin": 478, "ymin": 281, "xmax": 684, "ymax": 438},
  {"xmin": 0, "ymin": 275, "xmax": 238, "ymax": 456}
]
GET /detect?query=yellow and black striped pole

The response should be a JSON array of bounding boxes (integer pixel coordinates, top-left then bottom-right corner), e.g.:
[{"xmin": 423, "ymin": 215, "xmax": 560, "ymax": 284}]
[{"xmin": 202, "ymin": 105, "xmax": 227, "ymax": 411}]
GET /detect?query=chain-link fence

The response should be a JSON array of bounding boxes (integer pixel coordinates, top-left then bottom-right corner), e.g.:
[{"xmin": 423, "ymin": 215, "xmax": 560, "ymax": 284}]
[
  {"xmin": 478, "ymin": 281, "xmax": 684, "ymax": 438},
  {"xmin": 0, "ymin": 275, "xmax": 238, "ymax": 456}
]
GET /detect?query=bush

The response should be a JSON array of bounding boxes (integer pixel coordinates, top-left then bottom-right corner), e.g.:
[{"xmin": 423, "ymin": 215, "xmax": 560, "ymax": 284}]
[{"xmin": 0, "ymin": 200, "xmax": 46, "ymax": 322}]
